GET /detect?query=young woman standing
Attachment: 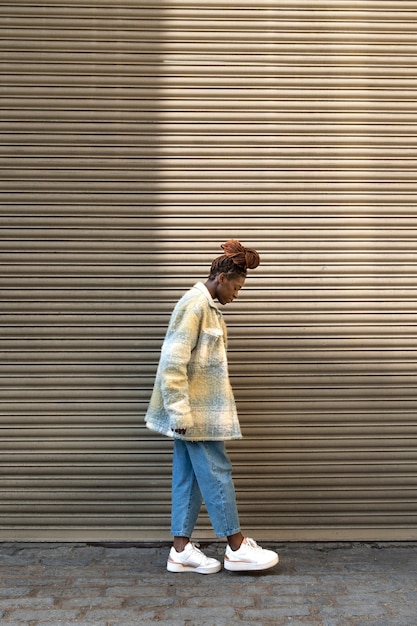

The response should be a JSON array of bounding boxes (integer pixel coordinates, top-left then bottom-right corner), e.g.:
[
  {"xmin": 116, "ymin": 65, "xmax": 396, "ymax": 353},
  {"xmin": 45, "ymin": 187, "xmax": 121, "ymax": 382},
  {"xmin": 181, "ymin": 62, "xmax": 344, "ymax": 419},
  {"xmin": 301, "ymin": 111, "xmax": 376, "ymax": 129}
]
[{"xmin": 145, "ymin": 240, "xmax": 279, "ymax": 574}]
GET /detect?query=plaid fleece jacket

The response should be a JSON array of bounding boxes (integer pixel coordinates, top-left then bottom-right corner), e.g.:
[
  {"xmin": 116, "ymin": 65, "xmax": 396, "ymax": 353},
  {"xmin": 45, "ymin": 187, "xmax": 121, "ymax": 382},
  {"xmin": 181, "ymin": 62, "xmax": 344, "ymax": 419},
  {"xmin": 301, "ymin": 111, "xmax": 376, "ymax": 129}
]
[{"xmin": 145, "ymin": 282, "xmax": 242, "ymax": 441}]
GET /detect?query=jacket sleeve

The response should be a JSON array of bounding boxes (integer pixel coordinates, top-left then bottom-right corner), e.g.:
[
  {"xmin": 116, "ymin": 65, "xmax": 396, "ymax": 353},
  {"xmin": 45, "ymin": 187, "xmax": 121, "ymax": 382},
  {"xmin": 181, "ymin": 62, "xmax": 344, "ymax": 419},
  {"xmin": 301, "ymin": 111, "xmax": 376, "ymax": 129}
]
[{"xmin": 159, "ymin": 305, "xmax": 200, "ymax": 431}]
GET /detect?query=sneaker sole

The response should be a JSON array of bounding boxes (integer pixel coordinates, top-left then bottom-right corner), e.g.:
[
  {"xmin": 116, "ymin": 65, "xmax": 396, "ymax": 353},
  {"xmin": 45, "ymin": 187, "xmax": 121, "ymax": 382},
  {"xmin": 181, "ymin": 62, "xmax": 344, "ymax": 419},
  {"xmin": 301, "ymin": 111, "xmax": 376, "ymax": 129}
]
[
  {"xmin": 167, "ymin": 561, "xmax": 222, "ymax": 574},
  {"xmin": 224, "ymin": 554, "xmax": 279, "ymax": 572}
]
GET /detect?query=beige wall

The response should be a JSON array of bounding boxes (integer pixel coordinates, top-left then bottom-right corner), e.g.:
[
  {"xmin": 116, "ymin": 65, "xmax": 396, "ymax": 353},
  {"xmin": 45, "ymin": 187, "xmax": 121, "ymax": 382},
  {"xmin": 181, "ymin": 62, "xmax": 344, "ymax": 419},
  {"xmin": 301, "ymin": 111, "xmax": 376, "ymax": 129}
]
[{"xmin": 0, "ymin": 0, "xmax": 416, "ymax": 540}]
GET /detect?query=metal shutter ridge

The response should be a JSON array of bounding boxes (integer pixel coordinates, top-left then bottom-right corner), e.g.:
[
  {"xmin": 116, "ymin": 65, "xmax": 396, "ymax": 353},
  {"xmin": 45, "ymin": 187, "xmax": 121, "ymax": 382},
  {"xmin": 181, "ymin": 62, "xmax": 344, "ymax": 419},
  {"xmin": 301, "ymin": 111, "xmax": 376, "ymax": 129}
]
[{"xmin": 1, "ymin": 0, "xmax": 417, "ymax": 541}]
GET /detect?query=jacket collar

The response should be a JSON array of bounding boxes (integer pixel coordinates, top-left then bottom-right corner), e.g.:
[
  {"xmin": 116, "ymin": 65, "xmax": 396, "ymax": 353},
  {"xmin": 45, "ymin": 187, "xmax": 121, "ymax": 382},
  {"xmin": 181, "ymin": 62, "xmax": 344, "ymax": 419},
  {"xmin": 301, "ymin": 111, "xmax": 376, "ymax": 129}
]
[{"xmin": 193, "ymin": 282, "xmax": 219, "ymax": 310}]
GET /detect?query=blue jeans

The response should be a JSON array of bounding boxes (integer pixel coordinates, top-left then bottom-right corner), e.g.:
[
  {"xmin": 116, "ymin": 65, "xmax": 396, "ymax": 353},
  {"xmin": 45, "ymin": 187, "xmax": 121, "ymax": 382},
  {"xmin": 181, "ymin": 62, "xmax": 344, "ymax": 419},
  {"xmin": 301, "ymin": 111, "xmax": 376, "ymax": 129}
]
[{"xmin": 171, "ymin": 440, "xmax": 241, "ymax": 538}]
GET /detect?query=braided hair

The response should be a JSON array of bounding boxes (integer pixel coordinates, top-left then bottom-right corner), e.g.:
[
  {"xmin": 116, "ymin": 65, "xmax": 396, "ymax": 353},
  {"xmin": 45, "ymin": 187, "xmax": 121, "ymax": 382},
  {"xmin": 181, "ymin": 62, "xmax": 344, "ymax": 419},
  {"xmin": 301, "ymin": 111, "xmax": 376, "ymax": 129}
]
[{"xmin": 208, "ymin": 240, "xmax": 260, "ymax": 280}]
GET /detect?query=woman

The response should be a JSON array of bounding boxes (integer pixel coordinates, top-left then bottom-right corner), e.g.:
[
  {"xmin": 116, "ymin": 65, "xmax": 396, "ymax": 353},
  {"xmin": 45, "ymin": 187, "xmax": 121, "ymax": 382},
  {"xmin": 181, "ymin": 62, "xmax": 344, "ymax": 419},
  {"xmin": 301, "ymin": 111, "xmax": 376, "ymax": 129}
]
[{"xmin": 145, "ymin": 240, "xmax": 279, "ymax": 573}]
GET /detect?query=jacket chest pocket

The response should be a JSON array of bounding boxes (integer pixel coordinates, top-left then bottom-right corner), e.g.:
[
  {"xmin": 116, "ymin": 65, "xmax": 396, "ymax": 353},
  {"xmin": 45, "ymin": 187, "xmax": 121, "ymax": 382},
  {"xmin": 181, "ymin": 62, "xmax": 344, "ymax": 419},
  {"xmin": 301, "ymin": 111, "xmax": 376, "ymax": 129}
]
[{"xmin": 196, "ymin": 328, "xmax": 225, "ymax": 367}]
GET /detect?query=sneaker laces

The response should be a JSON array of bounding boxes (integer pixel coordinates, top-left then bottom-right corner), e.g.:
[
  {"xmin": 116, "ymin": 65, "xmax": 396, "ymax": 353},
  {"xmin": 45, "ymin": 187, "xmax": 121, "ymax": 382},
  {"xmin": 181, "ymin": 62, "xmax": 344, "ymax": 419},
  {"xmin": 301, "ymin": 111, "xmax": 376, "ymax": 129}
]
[
  {"xmin": 189, "ymin": 543, "xmax": 212, "ymax": 563},
  {"xmin": 244, "ymin": 537, "xmax": 260, "ymax": 551}
]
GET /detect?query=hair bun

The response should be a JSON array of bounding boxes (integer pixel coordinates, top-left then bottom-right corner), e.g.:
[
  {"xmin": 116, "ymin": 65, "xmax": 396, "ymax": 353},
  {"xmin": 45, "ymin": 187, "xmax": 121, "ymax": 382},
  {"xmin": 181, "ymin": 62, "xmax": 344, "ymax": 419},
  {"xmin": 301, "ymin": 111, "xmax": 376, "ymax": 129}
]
[{"xmin": 221, "ymin": 239, "xmax": 260, "ymax": 270}]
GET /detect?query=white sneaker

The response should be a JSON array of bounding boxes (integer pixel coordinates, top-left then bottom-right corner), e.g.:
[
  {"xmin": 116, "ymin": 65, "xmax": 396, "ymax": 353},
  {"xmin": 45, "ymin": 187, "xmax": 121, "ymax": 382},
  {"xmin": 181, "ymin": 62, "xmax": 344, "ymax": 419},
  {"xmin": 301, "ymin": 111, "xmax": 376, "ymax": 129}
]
[
  {"xmin": 224, "ymin": 537, "xmax": 279, "ymax": 572},
  {"xmin": 167, "ymin": 542, "xmax": 222, "ymax": 574}
]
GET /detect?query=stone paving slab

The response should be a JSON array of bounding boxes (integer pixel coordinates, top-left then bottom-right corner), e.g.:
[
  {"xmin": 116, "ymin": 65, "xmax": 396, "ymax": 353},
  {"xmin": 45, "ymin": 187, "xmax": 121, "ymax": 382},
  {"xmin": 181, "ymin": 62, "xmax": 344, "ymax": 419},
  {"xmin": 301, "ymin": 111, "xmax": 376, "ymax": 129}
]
[{"xmin": 0, "ymin": 541, "xmax": 416, "ymax": 625}]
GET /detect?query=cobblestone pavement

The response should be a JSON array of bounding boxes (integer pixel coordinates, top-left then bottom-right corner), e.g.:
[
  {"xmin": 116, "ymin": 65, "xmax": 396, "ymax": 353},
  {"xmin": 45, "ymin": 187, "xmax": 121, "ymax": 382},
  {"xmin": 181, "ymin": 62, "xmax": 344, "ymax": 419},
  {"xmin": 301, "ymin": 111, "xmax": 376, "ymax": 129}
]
[{"xmin": 0, "ymin": 541, "xmax": 416, "ymax": 625}]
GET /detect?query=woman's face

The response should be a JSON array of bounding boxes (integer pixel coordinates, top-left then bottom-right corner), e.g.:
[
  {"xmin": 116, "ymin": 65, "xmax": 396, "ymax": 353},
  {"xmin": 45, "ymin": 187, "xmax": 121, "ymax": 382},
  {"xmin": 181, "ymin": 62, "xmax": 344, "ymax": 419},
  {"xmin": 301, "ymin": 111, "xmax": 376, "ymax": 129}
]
[{"xmin": 215, "ymin": 273, "xmax": 246, "ymax": 305}]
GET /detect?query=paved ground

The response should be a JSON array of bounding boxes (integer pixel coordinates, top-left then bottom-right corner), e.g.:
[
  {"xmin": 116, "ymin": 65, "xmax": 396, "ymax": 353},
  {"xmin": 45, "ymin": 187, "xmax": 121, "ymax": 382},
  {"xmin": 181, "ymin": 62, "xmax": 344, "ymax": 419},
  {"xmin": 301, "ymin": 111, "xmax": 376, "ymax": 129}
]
[{"xmin": 0, "ymin": 541, "xmax": 416, "ymax": 625}]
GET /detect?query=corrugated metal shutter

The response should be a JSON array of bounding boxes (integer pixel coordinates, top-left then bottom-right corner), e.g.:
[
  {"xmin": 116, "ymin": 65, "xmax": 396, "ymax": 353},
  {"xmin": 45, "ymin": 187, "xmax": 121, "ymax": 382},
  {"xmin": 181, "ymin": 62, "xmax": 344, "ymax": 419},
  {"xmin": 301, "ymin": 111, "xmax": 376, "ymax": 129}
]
[{"xmin": 1, "ymin": 0, "xmax": 417, "ymax": 540}]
